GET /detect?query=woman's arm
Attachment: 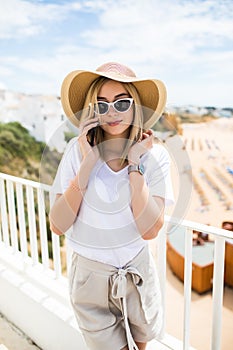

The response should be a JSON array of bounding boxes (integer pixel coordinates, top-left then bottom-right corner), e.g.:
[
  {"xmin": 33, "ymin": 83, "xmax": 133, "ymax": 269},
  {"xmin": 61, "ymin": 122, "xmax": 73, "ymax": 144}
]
[
  {"xmin": 129, "ymin": 171, "xmax": 165, "ymax": 240},
  {"xmin": 49, "ymin": 117, "xmax": 100, "ymax": 235},
  {"xmin": 49, "ymin": 159, "xmax": 94, "ymax": 235},
  {"xmin": 128, "ymin": 130, "xmax": 165, "ymax": 240}
]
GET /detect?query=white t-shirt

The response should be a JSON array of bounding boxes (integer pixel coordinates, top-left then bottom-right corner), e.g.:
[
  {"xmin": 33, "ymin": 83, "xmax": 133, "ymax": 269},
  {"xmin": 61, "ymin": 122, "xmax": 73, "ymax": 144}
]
[{"xmin": 51, "ymin": 137, "xmax": 174, "ymax": 267}]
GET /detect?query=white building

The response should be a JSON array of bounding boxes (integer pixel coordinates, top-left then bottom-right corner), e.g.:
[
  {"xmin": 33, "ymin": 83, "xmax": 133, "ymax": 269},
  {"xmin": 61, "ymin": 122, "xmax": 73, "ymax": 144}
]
[{"xmin": 0, "ymin": 90, "xmax": 71, "ymax": 152}]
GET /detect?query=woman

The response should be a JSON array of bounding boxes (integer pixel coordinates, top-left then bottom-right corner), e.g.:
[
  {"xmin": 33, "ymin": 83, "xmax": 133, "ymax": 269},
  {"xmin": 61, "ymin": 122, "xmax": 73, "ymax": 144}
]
[{"xmin": 49, "ymin": 62, "xmax": 174, "ymax": 350}]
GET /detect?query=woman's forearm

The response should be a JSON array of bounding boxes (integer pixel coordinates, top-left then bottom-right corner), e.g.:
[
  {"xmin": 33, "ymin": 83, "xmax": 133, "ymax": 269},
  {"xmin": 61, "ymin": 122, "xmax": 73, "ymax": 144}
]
[
  {"xmin": 49, "ymin": 161, "xmax": 93, "ymax": 235},
  {"xmin": 129, "ymin": 172, "xmax": 164, "ymax": 240}
]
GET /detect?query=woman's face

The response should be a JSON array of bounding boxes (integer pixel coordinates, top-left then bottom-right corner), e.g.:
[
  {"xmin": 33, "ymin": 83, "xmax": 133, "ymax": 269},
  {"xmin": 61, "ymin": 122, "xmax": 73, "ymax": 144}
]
[{"xmin": 96, "ymin": 80, "xmax": 134, "ymax": 139}]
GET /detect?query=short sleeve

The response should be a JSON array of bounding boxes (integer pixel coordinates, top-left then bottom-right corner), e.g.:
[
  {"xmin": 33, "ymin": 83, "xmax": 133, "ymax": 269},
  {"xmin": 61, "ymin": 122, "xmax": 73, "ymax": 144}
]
[
  {"xmin": 143, "ymin": 144, "xmax": 174, "ymax": 206},
  {"xmin": 50, "ymin": 137, "xmax": 81, "ymax": 206}
]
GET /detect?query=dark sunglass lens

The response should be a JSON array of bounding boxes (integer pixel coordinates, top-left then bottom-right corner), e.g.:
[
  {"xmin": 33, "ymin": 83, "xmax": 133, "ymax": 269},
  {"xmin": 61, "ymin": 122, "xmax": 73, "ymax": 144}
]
[
  {"xmin": 115, "ymin": 99, "xmax": 131, "ymax": 112},
  {"xmin": 97, "ymin": 102, "xmax": 108, "ymax": 114}
]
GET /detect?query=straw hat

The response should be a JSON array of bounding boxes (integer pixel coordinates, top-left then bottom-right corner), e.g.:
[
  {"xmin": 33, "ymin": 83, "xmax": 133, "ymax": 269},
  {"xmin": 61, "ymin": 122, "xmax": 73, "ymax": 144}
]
[{"xmin": 61, "ymin": 62, "xmax": 167, "ymax": 129}]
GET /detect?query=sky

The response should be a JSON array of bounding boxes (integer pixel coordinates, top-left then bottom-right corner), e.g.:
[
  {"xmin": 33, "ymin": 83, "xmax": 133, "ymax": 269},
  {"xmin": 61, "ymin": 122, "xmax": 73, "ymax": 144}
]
[{"xmin": 0, "ymin": 0, "xmax": 232, "ymax": 107}]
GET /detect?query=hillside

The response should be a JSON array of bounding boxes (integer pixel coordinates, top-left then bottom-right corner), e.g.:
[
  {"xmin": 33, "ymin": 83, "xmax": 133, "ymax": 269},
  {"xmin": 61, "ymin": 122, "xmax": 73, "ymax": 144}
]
[{"xmin": 0, "ymin": 121, "xmax": 61, "ymax": 183}]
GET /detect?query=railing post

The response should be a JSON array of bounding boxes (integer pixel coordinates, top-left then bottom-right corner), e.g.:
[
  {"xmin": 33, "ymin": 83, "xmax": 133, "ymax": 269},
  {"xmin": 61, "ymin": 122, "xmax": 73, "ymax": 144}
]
[
  {"xmin": 16, "ymin": 183, "xmax": 28, "ymax": 259},
  {"xmin": 183, "ymin": 227, "xmax": 193, "ymax": 350},
  {"xmin": 157, "ymin": 224, "xmax": 167, "ymax": 339},
  {"xmin": 37, "ymin": 188, "xmax": 49, "ymax": 270},
  {"xmin": 52, "ymin": 232, "xmax": 62, "ymax": 279},
  {"xmin": 0, "ymin": 178, "xmax": 10, "ymax": 247},
  {"xmin": 6, "ymin": 180, "xmax": 19, "ymax": 253},
  {"xmin": 211, "ymin": 236, "xmax": 225, "ymax": 350},
  {"xmin": 26, "ymin": 185, "xmax": 38, "ymax": 265}
]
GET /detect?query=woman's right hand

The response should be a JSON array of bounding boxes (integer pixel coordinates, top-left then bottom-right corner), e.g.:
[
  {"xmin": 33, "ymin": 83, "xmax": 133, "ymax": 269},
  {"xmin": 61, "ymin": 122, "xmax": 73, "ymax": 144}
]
[{"xmin": 78, "ymin": 116, "xmax": 100, "ymax": 165}]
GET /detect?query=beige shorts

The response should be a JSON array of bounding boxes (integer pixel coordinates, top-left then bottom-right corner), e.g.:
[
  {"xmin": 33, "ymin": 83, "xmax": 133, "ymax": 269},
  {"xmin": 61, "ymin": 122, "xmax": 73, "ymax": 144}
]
[{"xmin": 69, "ymin": 246, "xmax": 163, "ymax": 350}]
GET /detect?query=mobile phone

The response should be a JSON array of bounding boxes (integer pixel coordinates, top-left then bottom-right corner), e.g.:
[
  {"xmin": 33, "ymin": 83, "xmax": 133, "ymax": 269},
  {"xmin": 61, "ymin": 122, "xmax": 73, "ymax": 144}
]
[
  {"xmin": 86, "ymin": 103, "xmax": 97, "ymax": 146},
  {"xmin": 87, "ymin": 127, "xmax": 97, "ymax": 147}
]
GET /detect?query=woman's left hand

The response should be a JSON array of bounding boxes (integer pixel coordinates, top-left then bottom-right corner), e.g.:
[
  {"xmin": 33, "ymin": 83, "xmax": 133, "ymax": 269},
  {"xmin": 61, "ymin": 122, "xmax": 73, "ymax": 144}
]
[{"xmin": 128, "ymin": 129, "xmax": 154, "ymax": 165}]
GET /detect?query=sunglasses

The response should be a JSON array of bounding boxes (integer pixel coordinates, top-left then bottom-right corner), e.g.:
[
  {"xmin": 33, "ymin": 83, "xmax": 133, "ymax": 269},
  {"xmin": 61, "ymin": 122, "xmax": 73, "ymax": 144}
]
[{"xmin": 94, "ymin": 98, "xmax": 134, "ymax": 115}]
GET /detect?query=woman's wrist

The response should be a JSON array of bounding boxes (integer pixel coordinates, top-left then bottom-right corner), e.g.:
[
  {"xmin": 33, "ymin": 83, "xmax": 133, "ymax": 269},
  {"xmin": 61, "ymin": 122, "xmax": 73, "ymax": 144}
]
[
  {"xmin": 69, "ymin": 179, "xmax": 87, "ymax": 192},
  {"xmin": 128, "ymin": 160, "xmax": 140, "ymax": 166},
  {"xmin": 128, "ymin": 154, "xmax": 140, "ymax": 166}
]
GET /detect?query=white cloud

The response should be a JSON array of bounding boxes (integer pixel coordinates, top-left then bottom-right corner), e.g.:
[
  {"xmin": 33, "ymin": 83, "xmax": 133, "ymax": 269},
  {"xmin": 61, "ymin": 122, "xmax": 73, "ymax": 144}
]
[
  {"xmin": 0, "ymin": 0, "xmax": 232, "ymax": 106},
  {"xmin": 0, "ymin": 65, "xmax": 13, "ymax": 76},
  {"xmin": 0, "ymin": 0, "xmax": 115, "ymax": 39},
  {"xmin": 77, "ymin": 0, "xmax": 233, "ymax": 106},
  {"xmin": 82, "ymin": 0, "xmax": 233, "ymax": 60},
  {"xmin": 70, "ymin": 0, "xmax": 112, "ymax": 11},
  {"xmin": 0, "ymin": 81, "xmax": 7, "ymax": 90},
  {"xmin": 0, "ymin": 0, "xmax": 83, "ymax": 39}
]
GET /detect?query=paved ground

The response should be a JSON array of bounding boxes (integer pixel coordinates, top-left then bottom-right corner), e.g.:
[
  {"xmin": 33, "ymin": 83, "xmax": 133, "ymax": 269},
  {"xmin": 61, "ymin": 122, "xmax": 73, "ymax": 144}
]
[{"xmin": 0, "ymin": 314, "xmax": 41, "ymax": 350}]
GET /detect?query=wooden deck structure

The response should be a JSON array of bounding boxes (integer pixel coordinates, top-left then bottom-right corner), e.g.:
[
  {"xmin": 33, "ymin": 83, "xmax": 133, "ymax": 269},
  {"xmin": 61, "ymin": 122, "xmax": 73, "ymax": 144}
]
[{"xmin": 167, "ymin": 223, "xmax": 233, "ymax": 294}]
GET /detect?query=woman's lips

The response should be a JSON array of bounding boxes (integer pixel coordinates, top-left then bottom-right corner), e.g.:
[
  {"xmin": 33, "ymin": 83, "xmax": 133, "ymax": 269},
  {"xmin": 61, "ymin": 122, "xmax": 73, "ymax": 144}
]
[{"xmin": 107, "ymin": 120, "xmax": 122, "ymax": 126}]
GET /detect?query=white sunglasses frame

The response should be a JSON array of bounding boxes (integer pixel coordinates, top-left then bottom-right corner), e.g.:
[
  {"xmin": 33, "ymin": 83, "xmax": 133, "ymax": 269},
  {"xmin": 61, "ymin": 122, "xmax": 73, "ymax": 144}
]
[{"xmin": 94, "ymin": 98, "xmax": 134, "ymax": 115}]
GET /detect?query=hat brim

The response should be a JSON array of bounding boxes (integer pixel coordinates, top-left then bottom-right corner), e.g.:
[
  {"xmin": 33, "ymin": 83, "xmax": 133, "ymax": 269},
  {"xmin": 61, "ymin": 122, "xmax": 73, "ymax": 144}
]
[{"xmin": 61, "ymin": 69, "xmax": 167, "ymax": 129}]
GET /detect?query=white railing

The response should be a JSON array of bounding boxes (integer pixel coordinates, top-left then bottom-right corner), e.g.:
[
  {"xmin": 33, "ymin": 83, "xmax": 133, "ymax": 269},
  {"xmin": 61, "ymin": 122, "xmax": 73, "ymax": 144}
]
[
  {"xmin": 0, "ymin": 172, "xmax": 69, "ymax": 278},
  {"xmin": 159, "ymin": 217, "xmax": 232, "ymax": 350},
  {"xmin": 0, "ymin": 172, "xmax": 232, "ymax": 350}
]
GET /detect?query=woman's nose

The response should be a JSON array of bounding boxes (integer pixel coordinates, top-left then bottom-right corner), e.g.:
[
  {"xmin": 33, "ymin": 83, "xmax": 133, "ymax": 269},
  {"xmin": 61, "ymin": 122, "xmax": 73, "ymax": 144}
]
[{"xmin": 107, "ymin": 105, "xmax": 118, "ymax": 116}]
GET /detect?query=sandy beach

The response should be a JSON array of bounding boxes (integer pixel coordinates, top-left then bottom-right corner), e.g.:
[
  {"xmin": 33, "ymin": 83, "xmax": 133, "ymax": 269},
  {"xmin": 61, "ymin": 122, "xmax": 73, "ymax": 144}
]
[
  {"xmin": 161, "ymin": 117, "xmax": 233, "ymax": 349},
  {"xmin": 165, "ymin": 117, "xmax": 233, "ymax": 229}
]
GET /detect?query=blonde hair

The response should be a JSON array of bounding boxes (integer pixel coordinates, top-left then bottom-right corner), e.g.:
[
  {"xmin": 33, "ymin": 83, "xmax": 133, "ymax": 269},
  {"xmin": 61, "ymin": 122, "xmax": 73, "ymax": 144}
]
[{"xmin": 80, "ymin": 77, "xmax": 144, "ymax": 163}]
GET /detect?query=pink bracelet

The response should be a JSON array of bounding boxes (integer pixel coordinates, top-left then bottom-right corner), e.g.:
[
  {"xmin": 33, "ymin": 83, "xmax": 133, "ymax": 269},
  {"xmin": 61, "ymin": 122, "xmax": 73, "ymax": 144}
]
[{"xmin": 69, "ymin": 180, "xmax": 87, "ymax": 192}]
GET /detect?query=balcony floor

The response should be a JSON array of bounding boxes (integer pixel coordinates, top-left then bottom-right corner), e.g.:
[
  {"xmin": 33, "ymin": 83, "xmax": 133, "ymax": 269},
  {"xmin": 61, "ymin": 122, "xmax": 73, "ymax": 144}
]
[
  {"xmin": 0, "ymin": 312, "xmax": 172, "ymax": 350},
  {"xmin": 1, "ymin": 261, "xmax": 232, "ymax": 350},
  {"xmin": 0, "ymin": 313, "xmax": 41, "ymax": 350}
]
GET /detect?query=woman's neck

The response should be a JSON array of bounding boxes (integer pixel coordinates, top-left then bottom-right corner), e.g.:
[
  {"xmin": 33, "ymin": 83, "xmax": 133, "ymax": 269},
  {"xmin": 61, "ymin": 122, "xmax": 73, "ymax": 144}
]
[
  {"xmin": 102, "ymin": 138, "xmax": 126, "ymax": 161},
  {"xmin": 102, "ymin": 130, "xmax": 128, "ymax": 159}
]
